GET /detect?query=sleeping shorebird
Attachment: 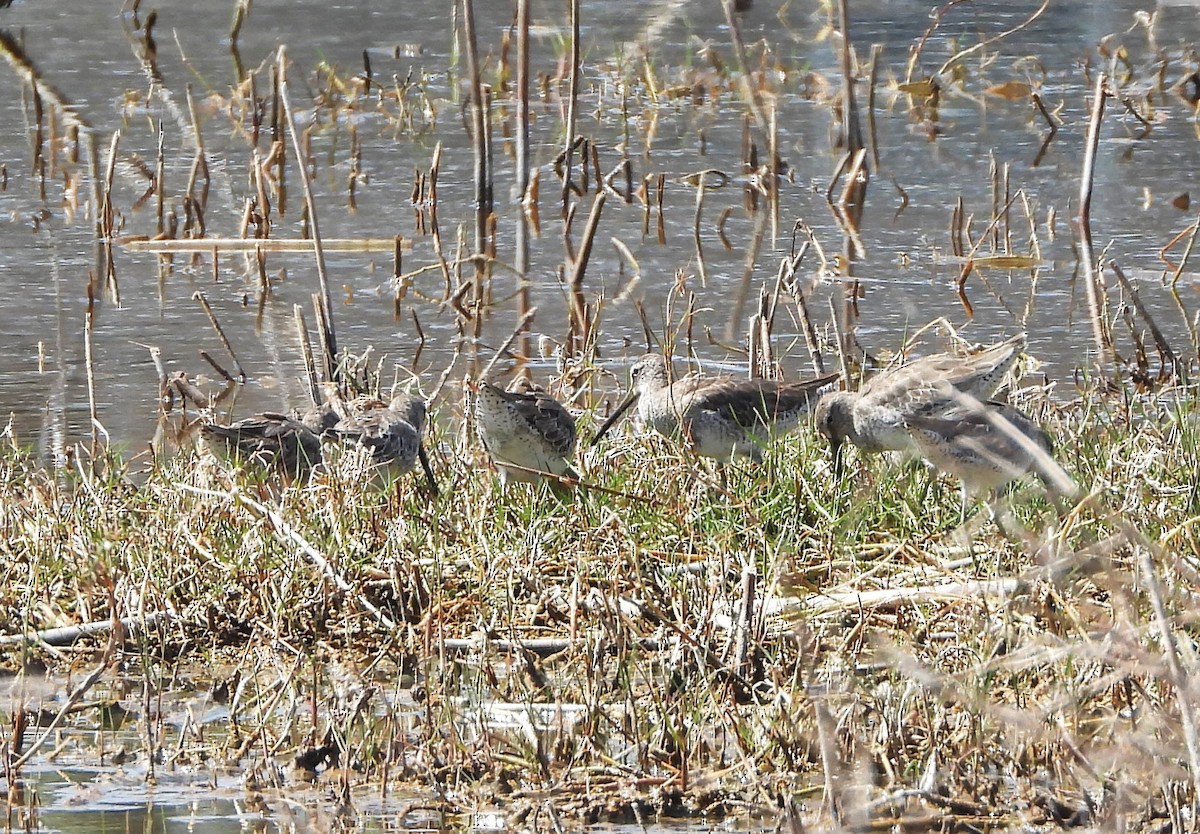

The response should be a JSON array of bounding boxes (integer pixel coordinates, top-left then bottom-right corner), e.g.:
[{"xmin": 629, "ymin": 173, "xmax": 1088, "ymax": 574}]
[
  {"xmin": 472, "ymin": 377, "xmax": 578, "ymax": 485},
  {"xmin": 592, "ymin": 353, "xmax": 839, "ymax": 462},
  {"xmin": 813, "ymin": 333, "xmax": 1026, "ymax": 474},
  {"xmin": 200, "ymin": 412, "xmax": 323, "ymax": 478},
  {"xmin": 330, "ymin": 394, "xmax": 438, "ymax": 493}
]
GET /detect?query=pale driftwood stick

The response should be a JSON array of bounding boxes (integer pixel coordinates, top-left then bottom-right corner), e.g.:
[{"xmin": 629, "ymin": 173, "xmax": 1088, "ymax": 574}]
[
  {"xmin": 121, "ymin": 237, "xmax": 401, "ymax": 253},
  {"xmin": 277, "ymin": 46, "xmax": 337, "ymax": 367},
  {"xmin": 799, "ymin": 578, "xmax": 1023, "ymax": 616}
]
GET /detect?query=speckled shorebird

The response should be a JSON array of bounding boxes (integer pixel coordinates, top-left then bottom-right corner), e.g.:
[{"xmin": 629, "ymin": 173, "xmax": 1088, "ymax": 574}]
[
  {"xmin": 330, "ymin": 394, "xmax": 438, "ymax": 493},
  {"xmin": 200, "ymin": 412, "xmax": 323, "ymax": 477},
  {"xmin": 592, "ymin": 353, "xmax": 839, "ymax": 462},
  {"xmin": 472, "ymin": 377, "xmax": 578, "ymax": 485},
  {"xmin": 906, "ymin": 399, "xmax": 1053, "ymax": 501},
  {"xmin": 813, "ymin": 333, "xmax": 1026, "ymax": 474}
]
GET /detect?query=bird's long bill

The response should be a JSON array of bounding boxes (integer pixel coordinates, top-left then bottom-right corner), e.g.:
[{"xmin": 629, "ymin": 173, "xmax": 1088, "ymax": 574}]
[
  {"xmin": 830, "ymin": 436, "xmax": 845, "ymax": 478},
  {"xmin": 417, "ymin": 444, "xmax": 439, "ymax": 496},
  {"xmin": 590, "ymin": 390, "xmax": 640, "ymax": 447}
]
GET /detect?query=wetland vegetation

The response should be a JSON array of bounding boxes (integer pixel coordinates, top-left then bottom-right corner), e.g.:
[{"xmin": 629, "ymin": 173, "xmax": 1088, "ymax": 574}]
[{"xmin": 2, "ymin": 0, "xmax": 1200, "ymax": 831}]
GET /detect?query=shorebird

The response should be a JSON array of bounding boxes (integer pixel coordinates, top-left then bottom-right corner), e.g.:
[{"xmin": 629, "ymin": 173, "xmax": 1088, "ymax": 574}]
[
  {"xmin": 813, "ymin": 334, "xmax": 1026, "ymax": 473},
  {"xmin": 906, "ymin": 399, "xmax": 1054, "ymax": 502},
  {"xmin": 200, "ymin": 412, "xmax": 323, "ymax": 477},
  {"xmin": 330, "ymin": 394, "xmax": 438, "ymax": 493},
  {"xmin": 592, "ymin": 353, "xmax": 839, "ymax": 462},
  {"xmin": 472, "ymin": 377, "xmax": 578, "ymax": 485}
]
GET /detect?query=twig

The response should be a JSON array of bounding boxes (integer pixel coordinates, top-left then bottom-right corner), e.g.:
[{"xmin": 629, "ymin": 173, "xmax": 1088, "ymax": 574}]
[{"xmin": 277, "ymin": 46, "xmax": 337, "ymax": 369}]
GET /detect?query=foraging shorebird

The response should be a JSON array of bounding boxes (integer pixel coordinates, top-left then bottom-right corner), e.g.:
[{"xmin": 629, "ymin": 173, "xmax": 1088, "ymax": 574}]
[
  {"xmin": 472, "ymin": 377, "xmax": 578, "ymax": 485},
  {"xmin": 813, "ymin": 334, "xmax": 1026, "ymax": 473},
  {"xmin": 592, "ymin": 353, "xmax": 839, "ymax": 462},
  {"xmin": 200, "ymin": 412, "xmax": 323, "ymax": 477},
  {"xmin": 330, "ymin": 394, "xmax": 438, "ymax": 493},
  {"xmin": 906, "ymin": 399, "xmax": 1054, "ymax": 501}
]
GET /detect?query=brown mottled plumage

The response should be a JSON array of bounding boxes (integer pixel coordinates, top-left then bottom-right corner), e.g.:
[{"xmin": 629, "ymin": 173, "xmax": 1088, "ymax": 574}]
[
  {"xmin": 593, "ymin": 353, "xmax": 838, "ymax": 462},
  {"xmin": 473, "ymin": 378, "xmax": 578, "ymax": 485},
  {"xmin": 906, "ymin": 399, "xmax": 1053, "ymax": 499},
  {"xmin": 331, "ymin": 394, "xmax": 438, "ymax": 493},
  {"xmin": 814, "ymin": 334, "xmax": 1026, "ymax": 473},
  {"xmin": 200, "ymin": 412, "xmax": 322, "ymax": 477}
]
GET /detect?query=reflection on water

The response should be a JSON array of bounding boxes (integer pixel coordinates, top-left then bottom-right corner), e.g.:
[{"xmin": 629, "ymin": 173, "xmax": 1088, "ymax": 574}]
[{"xmin": 0, "ymin": 0, "xmax": 1197, "ymax": 462}]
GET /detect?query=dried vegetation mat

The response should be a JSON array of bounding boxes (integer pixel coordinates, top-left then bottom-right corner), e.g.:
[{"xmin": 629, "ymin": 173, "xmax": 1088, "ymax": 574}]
[{"xmin": 2, "ymin": 379, "xmax": 1200, "ymax": 831}]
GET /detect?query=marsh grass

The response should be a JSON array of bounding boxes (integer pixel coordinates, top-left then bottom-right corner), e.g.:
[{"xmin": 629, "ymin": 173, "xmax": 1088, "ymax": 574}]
[{"xmin": 3, "ymin": 377, "xmax": 1200, "ymax": 830}]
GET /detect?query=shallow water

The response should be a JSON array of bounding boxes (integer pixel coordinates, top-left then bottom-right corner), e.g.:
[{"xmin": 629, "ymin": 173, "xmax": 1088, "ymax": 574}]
[{"xmin": 0, "ymin": 0, "xmax": 1197, "ymax": 464}]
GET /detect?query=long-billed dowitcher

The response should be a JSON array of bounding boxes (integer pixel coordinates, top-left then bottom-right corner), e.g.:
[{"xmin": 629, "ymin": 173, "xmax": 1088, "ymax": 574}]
[
  {"xmin": 472, "ymin": 377, "xmax": 578, "ymax": 485},
  {"xmin": 592, "ymin": 353, "xmax": 839, "ymax": 462},
  {"xmin": 906, "ymin": 399, "xmax": 1053, "ymax": 501},
  {"xmin": 330, "ymin": 394, "xmax": 438, "ymax": 493},
  {"xmin": 200, "ymin": 412, "xmax": 323, "ymax": 477},
  {"xmin": 813, "ymin": 334, "xmax": 1026, "ymax": 473}
]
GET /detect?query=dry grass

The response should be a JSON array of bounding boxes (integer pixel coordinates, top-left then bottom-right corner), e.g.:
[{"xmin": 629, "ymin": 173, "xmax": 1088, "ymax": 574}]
[{"xmin": 2, "ymin": 376, "xmax": 1200, "ymax": 831}]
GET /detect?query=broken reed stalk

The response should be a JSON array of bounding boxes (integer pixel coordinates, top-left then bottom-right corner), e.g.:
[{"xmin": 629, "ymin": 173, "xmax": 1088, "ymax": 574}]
[
  {"xmin": 768, "ymin": 98, "xmax": 779, "ymax": 241},
  {"xmin": 1078, "ymin": 72, "xmax": 1111, "ymax": 371},
  {"xmin": 866, "ymin": 43, "xmax": 882, "ymax": 167},
  {"xmin": 198, "ymin": 350, "xmax": 236, "ymax": 383},
  {"xmin": 692, "ymin": 179, "xmax": 707, "ymax": 285},
  {"xmin": 560, "ymin": 0, "xmax": 580, "ymax": 215},
  {"xmin": 101, "ymin": 130, "xmax": 120, "ymax": 302},
  {"xmin": 566, "ymin": 192, "xmax": 606, "ymax": 353},
  {"xmin": 184, "ymin": 84, "xmax": 210, "ymax": 228},
  {"xmin": 193, "ymin": 291, "xmax": 246, "ymax": 380},
  {"xmin": 84, "ymin": 285, "xmax": 100, "ymax": 461},
  {"xmin": 277, "ymin": 46, "xmax": 338, "ymax": 371},
  {"xmin": 731, "ymin": 566, "xmax": 756, "ymax": 679},
  {"xmin": 726, "ymin": 206, "xmax": 767, "ymax": 342},
  {"xmin": 480, "ymin": 306, "xmax": 538, "ymax": 381},
  {"xmin": 155, "ymin": 121, "xmax": 165, "ymax": 236},
  {"xmin": 294, "ymin": 304, "xmax": 321, "ymax": 405},
  {"xmin": 720, "ymin": 0, "xmax": 765, "ymax": 132},
  {"xmin": 837, "ymin": 0, "xmax": 864, "ymax": 153},
  {"xmin": 515, "ymin": 0, "xmax": 531, "ymax": 355},
  {"xmin": 121, "ymin": 238, "xmax": 400, "ymax": 253},
  {"xmin": 312, "ymin": 292, "xmax": 335, "ymax": 382},
  {"xmin": 1109, "ymin": 261, "xmax": 1180, "ymax": 377},
  {"xmin": 461, "ymin": 0, "xmax": 490, "ymax": 267}
]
